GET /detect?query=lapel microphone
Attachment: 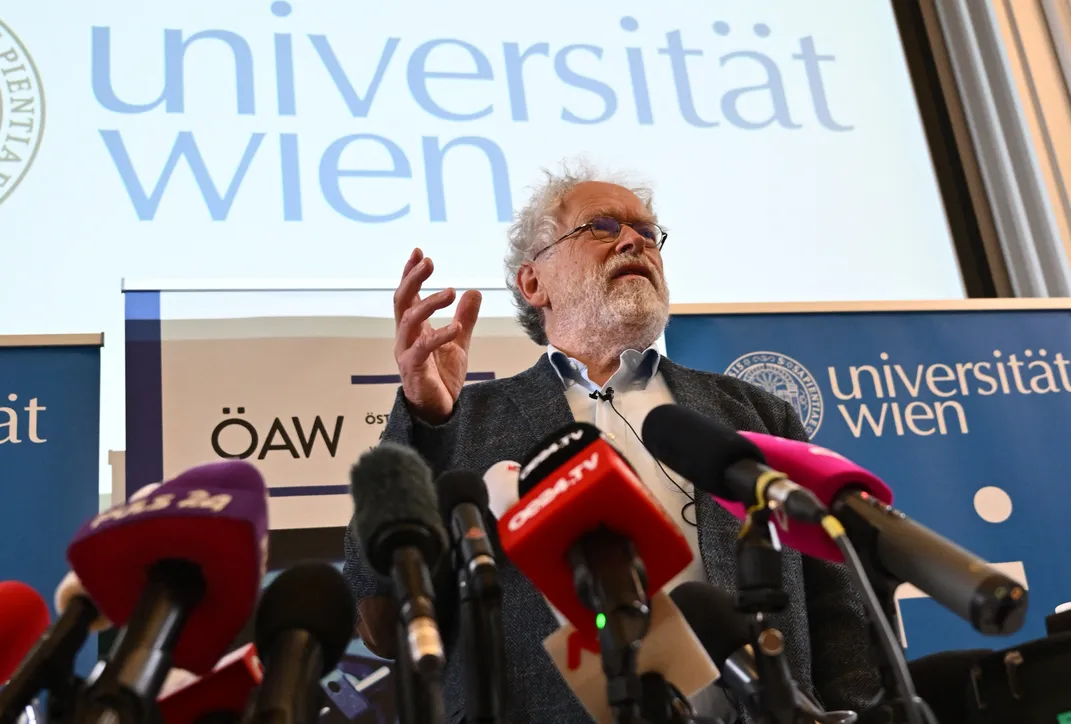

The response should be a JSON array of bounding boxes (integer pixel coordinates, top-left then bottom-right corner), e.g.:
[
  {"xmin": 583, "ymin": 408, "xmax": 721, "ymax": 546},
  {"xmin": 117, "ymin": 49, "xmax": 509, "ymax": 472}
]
[{"xmin": 589, "ymin": 387, "xmax": 615, "ymax": 402}]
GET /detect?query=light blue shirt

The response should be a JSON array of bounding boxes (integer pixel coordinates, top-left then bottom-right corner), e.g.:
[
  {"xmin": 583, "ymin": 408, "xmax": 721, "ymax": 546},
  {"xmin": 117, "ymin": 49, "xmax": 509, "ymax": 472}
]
[{"xmin": 546, "ymin": 345, "xmax": 706, "ymax": 589}]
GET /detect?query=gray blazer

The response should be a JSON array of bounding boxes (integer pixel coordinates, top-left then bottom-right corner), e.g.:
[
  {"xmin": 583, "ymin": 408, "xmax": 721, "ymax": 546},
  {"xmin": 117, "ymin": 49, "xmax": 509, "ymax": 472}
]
[{"xmin": 343, "ymin": 355, "xmax": 881, "ymax": 723}]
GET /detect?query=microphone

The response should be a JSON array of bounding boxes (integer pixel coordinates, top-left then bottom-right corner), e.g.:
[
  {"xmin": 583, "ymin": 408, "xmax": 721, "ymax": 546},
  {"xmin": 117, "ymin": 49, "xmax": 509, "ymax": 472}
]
[
  {"xmin": 642, "ymin": 405, "xmax": 832, "ymax": 525},
  {"xmin": 67, "ymin": 461, "xmax": 269, "ymax": 724},
  {"xmin": 670, "ymin": 582, "xmax": 857, "ymax": 724},
  {"xmin": 500, "ymin": 422, "xmax": 693, "ymax": 721},
  {"xmin": 247, "ymin": 563, "xmax": 355, "ymax": 724},
  {"xmin": 436, "ymin": 470, "xmax": 499, "ymax": 596},
  {"xmin": 6, "ymin": 483, "xmax": 168, "ymax": 724},
  {"xmin": 500, "ymin": 422, "xmax": 692, "ymax": 649},
  {"xmin": 350, "ymin": 443, "xmax": 447, "ymax": 724},
  {"xmin": 0, "ymin": 583, "xmax": 50, "ymax": 682},
  {"xmin": 589, "ymin": 387, "xmax": 615, "ymax": 402},
  {"xmin": 435, "ymin": 470, "xmax": 506, "ymax": 723},
  {"xmin": 0, "ymin": 580, "xmax": 92, "ymax": 724},
  {"xmin": 643, "ymin": 405, "xmax": 1028, "ymax": 635},
  {"xmin": 49, "ymin": 482, "xmax": 165, "ymax": 639},
  {"xmin": 0, "ymin": 481, "xmax": 167, "ymax": 724},
  {"xmin": 157, "ymin": 644, "xmax": 262, "ymax": 724},
  {"xmin": 740, "ymin": 431, "xmax": 1027, "ymax": 636},
  {"xmin": 644, "ymin": 405, "xmax": 890, "ymax": 564}
]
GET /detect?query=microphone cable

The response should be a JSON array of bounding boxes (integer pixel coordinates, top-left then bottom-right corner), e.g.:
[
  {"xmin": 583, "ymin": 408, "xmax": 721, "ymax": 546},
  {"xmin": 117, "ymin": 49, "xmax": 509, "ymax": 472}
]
[
  {"xmin": 589, "ymin": 386, "xmax": 698, "ymax": 527},
  {"xmin": 819, "ymin": 516, "xmax": 934, "ymax": 724}
]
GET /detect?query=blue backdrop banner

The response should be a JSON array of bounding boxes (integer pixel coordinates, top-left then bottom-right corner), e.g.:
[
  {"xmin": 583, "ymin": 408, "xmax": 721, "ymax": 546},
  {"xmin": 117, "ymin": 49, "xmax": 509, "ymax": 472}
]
[
  {"xmin": 0, "ymin": 334, "xmax": 103, "ymax": 676},
  {"xmin": 664, "ymin": 304, "xmax": 1071, "ymax": 658}
]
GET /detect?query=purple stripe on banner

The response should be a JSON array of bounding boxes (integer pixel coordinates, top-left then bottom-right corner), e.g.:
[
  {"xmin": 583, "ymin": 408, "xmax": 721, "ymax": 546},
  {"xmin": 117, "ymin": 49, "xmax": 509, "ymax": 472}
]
[
  {"xmin": 125, "ymin": 291, "xmax": 163, "ymax": 494},
  {"xmin": 350, "ymin": 374, "xmax": 401, "ymax": 384},
  {"xmin": 124, "ymin": 291, "xmax": 161, "ymax": 321},
  {"xmin": 350, "ymin": 371, "xmax": 495, "ymax": 385},
  {"xmin": 270, "ymin": 485, "xmax": 350, "ymax": 497}
]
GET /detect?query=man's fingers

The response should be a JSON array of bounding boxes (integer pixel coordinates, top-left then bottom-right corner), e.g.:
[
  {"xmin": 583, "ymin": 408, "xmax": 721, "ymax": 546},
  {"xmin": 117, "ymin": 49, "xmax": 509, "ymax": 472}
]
[
  {"xmin": 404, "ymin": 322, "xmax": 462, "ymax": 367},
  {"xmin": 400, "ymin": 248, "xmax": 424, "ymax": 282},
  {"xmin": 398, "ymin": 288, "xmax": 456, "ymax": 350},
  {"xmin": 393, "ymin": 256, "xmax": 434, "ymax": 324},
  {"xmin": 453, "ymin": 289, "xmax": 483, "ymax": 351}
]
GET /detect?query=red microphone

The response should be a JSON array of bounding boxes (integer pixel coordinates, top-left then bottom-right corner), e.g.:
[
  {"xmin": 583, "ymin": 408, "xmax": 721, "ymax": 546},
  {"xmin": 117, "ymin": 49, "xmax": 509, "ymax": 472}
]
[
  {"xmin": 499, "ymin": 423, "xmax": 692, "ymax": 651},
  {"xmin": 0, "ymin": 582, "xmax": 50, "ymax": 682},
  {"xmin": 67, "ymin": 461, "xmax": 269, "ymax": 675},
  {"xmin": 157, "ymin": 644, "xmax": 263, "ymax": 724}
]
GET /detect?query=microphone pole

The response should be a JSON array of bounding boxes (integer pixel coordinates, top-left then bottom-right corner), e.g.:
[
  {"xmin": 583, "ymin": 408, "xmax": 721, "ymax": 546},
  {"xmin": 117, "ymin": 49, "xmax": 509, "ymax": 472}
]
[
  {"xmin": 434, "ymin": 469, "xmax": 507, "ymax": 724},
  {"xmin": 734, "ymin": 506, "xmax": 799, "ymax": 724},
  {"xmin": 391, "ymin": 560, "xmax": 446, "ymax": 724},
  {"xmin": 831, "ymin": 498, "xmax": 939, "ymax": 724},
  {"xmin": 457, "ymin": 570, "xmax": 506, "ymax": 724},
  {"xmin": 571, "ymin": 527, "xmax": 651, "ymax": 724},
  {"xmin": 638, "ymin": 672, "xmax": 733, "ymax": 724}
]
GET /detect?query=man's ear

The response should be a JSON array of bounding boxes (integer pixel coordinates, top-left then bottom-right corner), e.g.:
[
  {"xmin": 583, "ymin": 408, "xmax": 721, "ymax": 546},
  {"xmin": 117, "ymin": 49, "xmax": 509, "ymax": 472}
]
[{"xmin": 517, "ymin": 263, "xmax": 550, "ymax": 310}]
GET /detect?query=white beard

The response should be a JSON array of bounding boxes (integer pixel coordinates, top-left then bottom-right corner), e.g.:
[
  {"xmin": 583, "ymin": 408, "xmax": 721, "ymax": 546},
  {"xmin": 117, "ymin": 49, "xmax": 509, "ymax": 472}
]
[{"xmin": 550, "ymin": 257, "xmax": 670, "ymax": 360}]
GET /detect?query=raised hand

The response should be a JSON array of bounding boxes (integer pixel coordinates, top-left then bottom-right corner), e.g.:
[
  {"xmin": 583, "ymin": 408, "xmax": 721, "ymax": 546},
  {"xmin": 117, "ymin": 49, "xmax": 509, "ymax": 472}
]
[{"xmin": 393, "ymin": 248, "xmax": 483, "ymax": 424}]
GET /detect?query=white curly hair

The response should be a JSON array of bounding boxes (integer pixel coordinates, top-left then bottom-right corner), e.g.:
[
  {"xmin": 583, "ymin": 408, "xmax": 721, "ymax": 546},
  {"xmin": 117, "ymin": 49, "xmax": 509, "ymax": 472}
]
[{"xmin": 504, "ymin": 159, "xmax": 657, "ymax": 345}]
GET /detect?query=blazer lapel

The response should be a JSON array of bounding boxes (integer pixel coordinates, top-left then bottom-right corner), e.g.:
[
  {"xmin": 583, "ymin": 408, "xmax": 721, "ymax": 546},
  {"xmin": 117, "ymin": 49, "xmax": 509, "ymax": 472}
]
[{"xmin": 658, "ymin": 358, "xmax": 743, "ymax": 592}]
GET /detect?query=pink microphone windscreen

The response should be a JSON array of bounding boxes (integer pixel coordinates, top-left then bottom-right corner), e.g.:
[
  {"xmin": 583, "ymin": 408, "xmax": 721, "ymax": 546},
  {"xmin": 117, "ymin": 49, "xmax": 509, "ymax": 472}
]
[{"xmin": 712, "ymin": 433, "xmax": 892, "ymax": 563}]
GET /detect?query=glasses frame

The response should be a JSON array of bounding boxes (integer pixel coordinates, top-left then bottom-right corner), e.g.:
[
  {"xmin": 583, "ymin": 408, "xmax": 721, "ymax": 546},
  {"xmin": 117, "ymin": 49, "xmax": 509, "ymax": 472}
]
[{"xmin": 530, "ymin": 215, "xmax": 668, "ymax": 261}]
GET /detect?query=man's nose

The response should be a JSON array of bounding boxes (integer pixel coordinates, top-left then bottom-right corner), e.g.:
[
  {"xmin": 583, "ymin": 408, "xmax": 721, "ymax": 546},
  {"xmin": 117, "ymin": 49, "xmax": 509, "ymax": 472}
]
[{"xmin": 613, "ymin": 225, "xmax": 647, "ymax": 256}]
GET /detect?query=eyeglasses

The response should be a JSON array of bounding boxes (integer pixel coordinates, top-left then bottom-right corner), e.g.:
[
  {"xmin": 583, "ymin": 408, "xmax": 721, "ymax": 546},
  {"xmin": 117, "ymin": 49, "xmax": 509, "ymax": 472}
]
[{"xmin": 531, "ymin": 215, "xmax": 668, "ymax": 261}]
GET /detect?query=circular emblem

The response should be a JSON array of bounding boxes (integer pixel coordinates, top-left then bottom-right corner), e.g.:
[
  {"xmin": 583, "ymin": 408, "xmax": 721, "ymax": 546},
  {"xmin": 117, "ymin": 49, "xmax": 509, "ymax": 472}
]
[
  {"xmin": 725, "ymin": 351, "xmax": 824, "ymax": 438},
  {"xmin": 0, "ymin": 19, "xmax": 45, "ymax": 207}
]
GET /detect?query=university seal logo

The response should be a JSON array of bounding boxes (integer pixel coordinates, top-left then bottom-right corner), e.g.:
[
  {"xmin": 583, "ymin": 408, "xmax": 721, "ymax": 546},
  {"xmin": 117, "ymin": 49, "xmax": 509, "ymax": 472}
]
[
  {"xmin": 0, "ymin": 19, "xmax": 44, "ymax": 206},
  {"xmin": 725, "ymin": 351, "xmax": 824, "ymax": 438}
]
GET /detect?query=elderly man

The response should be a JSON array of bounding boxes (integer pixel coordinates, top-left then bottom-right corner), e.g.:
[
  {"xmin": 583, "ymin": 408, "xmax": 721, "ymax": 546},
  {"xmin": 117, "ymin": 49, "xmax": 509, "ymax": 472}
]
[{"xmin": 343, "ymin": 164, "xmax": 881, "ymax": 723}]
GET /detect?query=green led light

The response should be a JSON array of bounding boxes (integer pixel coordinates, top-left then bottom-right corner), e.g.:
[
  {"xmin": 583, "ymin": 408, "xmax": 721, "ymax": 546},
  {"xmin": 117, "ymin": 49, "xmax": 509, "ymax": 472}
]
[
  {"xmin": 1056, "ymin": 712, "xmax": 1071, "ymax": 724},
  {"xmin": 596, "ymin": 613, "xmax": 607, "ymax": 630}
]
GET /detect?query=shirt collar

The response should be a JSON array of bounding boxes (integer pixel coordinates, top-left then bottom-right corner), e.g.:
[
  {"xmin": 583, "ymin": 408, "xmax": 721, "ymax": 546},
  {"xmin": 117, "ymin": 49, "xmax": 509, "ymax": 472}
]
[{"xmin": 547, "ymin": 344, "xmax": 662, "ymax": 394}]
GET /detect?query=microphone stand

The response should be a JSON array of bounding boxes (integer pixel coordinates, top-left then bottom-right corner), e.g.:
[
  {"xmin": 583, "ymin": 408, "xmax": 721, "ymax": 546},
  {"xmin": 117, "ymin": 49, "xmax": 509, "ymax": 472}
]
[
  {"xmin": 571, "ymin": 528, "xmax": 651, "ymax": 724},
  {"xmin": 843, "ymin": 569, "xmax": 937, "ymax": 724},
  {"xmin": 734, "ymin": 509, "xmax": 804, "ymax": 724},
  {"xmin": 831, "ymin": 507, "xmax": 938, "ymax": 724},
  {"xmin": 639, "ymin": 672, "xmax": 731, "ymax": 724},
  {"xmin": 457, "ymin": 562, "xmax": 507, "ymax": 723},
  {"xmin": 393, "ymin": 611, "xmax": 446, "ymax": 724}
]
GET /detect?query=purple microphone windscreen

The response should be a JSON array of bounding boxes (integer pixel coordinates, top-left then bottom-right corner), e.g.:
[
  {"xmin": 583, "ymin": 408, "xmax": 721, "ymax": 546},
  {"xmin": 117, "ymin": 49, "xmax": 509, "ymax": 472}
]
[{"xmin": 67, "ymin": 461, "xmax": 269, "ymax": 674}]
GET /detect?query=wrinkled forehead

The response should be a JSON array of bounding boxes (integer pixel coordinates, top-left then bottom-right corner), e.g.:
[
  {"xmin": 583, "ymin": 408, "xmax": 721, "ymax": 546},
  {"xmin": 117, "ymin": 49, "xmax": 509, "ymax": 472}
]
[{"xmin": 558, "ymin": 182, "xmax": 654, "ymax": 228}]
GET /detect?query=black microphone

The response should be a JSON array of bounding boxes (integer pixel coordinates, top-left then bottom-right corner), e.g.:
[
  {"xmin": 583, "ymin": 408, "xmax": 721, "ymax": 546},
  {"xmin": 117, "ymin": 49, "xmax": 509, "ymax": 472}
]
[
  {"xmin": 641, "ymin": 405, "xmax": 828, "ymax": 523},
  {"xmin": 435, "ymin": 470, "xmax": 506, "ymax": 724},
  {"xmin": 248, "ymin": 563, "xmax": 355, "ymax": 724},
  {"xmin": 670, "ymin": 582, "xmax": 858, "ymax": 724},
  {"xmin": 589, "ymin": 386, "xmax": 615, "ymax": 402},
  {"xmin": 350, "ymin": 443, "xmax": 447, "ymax": 724},
  {"xmin": 643, "ymin": 405, "xmax": 1028, "ymax": 637}
]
